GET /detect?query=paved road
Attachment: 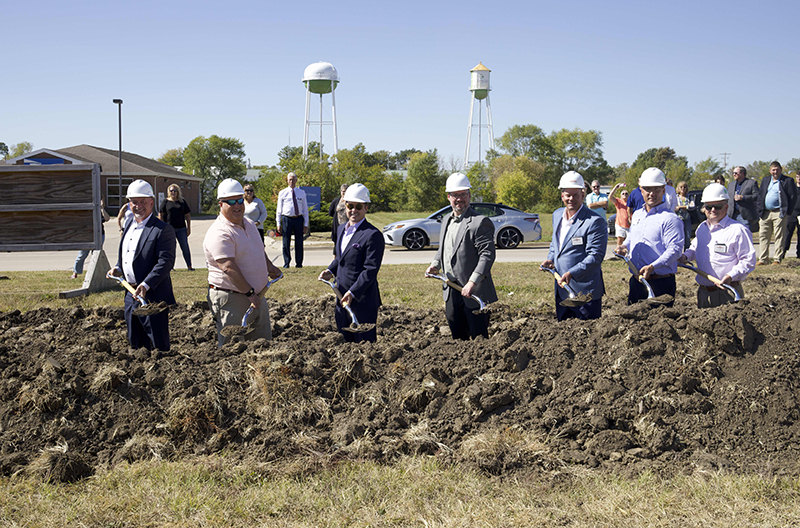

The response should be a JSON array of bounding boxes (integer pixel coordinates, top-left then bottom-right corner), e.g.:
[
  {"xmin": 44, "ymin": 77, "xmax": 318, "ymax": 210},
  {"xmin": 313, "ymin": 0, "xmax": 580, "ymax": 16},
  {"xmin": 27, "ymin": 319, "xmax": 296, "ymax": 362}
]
[{"xmin": 0, "ymin": 216, "xmax": 773, "ymax": 272}]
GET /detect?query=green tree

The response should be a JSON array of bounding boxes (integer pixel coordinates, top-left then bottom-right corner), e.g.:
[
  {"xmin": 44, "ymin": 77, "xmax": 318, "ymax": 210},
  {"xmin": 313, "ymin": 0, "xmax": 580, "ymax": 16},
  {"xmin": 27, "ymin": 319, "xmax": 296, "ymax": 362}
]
[
  {"xmin": 692, "ymin": 157, "xmax": 724, "ymax": 185},
  {"xmin": 488, "ymin": 155, "xmax": 555, "ymax": 211},
  {"xmin": 8, "ymin": 141, "xmax": 33, "ymax": 158},
  {"xmin": 390, "ymin": 148, "xmax": 421, "ymax": 170},
  {"xmin": 745, "ymin": 161, "xmax": 772, "ymax": 181},
  {"xmin": 405, "ymin": 150, "xmax": 447, "ymax": 211},
  {"xmin": 784, "ymin": 158, "xmax": 800, "ymax": 174},
  {"xmin": 466, "ymin": 162, "xmax": 491, "ymax": 202},
  {"xmin": 495, "ymin": 125, "xmax": 553, "ymax": 161},
  {"xmin": 183, "ymin": 135, "xmax": 247, "ymax": 211},
  {"xmin": 157, "ymin": 147, "xmax": 185, "ymax": 167},
  {"xmin": 0, "ymin": 142, "xmax": 8, "ymax": 159}
]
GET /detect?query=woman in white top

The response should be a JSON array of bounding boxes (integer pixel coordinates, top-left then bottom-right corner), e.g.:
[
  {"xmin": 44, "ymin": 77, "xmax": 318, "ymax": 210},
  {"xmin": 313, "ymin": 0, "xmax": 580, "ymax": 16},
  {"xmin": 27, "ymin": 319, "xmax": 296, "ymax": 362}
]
[{"xmin": 243, "ymin": 184, "xmax": 268, "ymax": 244}]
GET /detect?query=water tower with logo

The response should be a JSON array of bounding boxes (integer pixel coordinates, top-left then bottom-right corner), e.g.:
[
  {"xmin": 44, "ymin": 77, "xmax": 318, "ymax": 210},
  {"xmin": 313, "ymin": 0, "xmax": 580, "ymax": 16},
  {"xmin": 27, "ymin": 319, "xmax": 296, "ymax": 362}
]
[
  {"xmin": 302, "ymin": 61, "xmax": 339, "ymax": 160},
  {"xmin": 464, "ymin": 62, "xmax": 494, "ymax": 169}
]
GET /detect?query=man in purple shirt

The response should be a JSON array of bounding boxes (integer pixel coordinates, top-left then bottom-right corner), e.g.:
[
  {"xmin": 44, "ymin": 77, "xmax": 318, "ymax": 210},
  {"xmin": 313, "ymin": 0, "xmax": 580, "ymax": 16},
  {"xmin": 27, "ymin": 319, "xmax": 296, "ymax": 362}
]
[
  {"xmin": 679, "ymin": 183, "xmax": 756, "ymax": 308},
  {"xmin": 617, "ymin": 167, "xmax": 684, "ymax": 307}
]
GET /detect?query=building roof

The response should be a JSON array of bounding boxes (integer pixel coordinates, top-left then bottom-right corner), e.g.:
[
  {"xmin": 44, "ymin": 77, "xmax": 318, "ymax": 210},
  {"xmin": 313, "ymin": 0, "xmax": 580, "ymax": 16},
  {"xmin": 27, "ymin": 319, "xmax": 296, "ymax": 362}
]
[{"xmin": 56, "ymin": 144, "xmax": 202, "ymax": 181}]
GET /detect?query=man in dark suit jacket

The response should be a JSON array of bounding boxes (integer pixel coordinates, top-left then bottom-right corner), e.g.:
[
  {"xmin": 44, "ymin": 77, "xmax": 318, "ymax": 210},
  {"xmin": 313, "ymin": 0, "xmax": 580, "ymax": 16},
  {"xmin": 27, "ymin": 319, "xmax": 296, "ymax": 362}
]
[
  {"xmin": 727, "ymin": 166, "xmax": 759, "ymax": 231},
  {"xmin": 107, "ymin": 180, "xmax": 176, "ymax": 351},
  {"xmin": 319, "ymin": 183, "xmax": 384, "ymax": 342},
  {"xmin": 543, "ymin": 171, "xmax": 608, "ymax": 321},
  {"xmin": 425, "ymin": 173, "xmax": 498, "ymax": 340},
  {"xmin": 756, "ymin": 161, "xmax": 797, "ymax": 265}
]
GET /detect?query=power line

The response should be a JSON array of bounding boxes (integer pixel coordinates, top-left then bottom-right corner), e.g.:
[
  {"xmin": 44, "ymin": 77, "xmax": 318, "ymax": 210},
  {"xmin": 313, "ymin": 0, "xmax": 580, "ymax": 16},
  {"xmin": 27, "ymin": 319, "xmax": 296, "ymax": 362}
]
[{"xmin": 720, "ymin": 152, "xmax": 731, "ymax": 172}]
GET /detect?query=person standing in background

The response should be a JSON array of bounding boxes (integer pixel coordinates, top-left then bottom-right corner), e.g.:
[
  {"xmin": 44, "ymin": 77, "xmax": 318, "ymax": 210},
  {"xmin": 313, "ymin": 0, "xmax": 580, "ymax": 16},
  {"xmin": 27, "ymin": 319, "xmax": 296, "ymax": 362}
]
[
  {"xmin": 756, "ymin": 161, "xmax": 797, "ymax": 265},
  {"xmin": 585, "ymin": 180, "xmax": 608, "ymax": 219},
  {"xmin": 275, "ymin": 172, "xmax": 309, "ymax": 268},
  {"xmin": 243, "ymin": 184, "xmax": 268, "ymax": 244},
  {"xmin": 727, "ymin": 166, "xmax": 759, "ymax": 230},
  {"xmin": 158, "ymin": 184, "xmax": 193, "ymax": 270},
  {"xmin": 328, "ymin": 184, "xmax": 348, "ymax": 254},
  {"xmin": 675, "ymin": 181, "xmax": 694, "ymax": 249},
  {"xmin": 782, "ymin": 171, "xmax": 800, "ymax": 259},
  {"xmin": 608, "ymin": 183, "xmax": 630, "ymax": 247}
]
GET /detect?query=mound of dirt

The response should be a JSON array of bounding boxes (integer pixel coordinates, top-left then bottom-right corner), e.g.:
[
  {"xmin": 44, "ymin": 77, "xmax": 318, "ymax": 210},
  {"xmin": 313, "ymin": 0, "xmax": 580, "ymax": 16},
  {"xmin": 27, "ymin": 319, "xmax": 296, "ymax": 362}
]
[{"xmin": 2, "ymin": 279, "xmax": 800, "ymax": 481}]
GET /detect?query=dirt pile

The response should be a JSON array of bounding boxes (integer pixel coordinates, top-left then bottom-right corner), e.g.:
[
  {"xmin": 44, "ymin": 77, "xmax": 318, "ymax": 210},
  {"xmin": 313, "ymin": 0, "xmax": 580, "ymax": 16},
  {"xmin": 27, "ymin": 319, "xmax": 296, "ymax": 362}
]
[{"xmin": 1, "ymin": 278, "xmax": 800, "ymax": 482}]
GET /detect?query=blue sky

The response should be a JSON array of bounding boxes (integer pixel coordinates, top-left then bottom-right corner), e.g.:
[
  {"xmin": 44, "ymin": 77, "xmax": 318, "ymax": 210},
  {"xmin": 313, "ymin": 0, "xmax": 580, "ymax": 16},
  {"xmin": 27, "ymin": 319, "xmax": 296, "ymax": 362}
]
[{"xmin": 3, "ymin": 0, "xmax": 798, "ymax": 171}]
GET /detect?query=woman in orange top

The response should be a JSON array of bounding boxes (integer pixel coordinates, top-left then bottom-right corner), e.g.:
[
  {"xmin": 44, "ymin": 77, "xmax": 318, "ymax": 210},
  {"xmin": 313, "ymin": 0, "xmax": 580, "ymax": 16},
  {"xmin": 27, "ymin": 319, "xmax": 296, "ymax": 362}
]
[{"xmin": 609, "ymin": 183, "xmax": 631, "ymax": 246}]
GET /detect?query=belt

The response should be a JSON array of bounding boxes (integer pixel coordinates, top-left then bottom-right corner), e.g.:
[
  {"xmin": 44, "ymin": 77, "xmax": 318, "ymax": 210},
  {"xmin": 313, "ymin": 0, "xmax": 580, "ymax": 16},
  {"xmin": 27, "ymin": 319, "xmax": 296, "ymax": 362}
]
[
  {"xmin": 701, "ymin": 281, "xmax": 740, "ymax": 293},
  {"xmin": 648, "ymin": 273, "xmax": 675, "ymax": 280},
  {"xmin": 283, "ymin": 214, "xmax": 302, "ymax": 218},
  {"xmin": 208, "ymin": 284, "xmax": 242, "ymax": 295},
  {"xmin": 768, "ymin": 208, "xmax": 780, "ymax": 212}
]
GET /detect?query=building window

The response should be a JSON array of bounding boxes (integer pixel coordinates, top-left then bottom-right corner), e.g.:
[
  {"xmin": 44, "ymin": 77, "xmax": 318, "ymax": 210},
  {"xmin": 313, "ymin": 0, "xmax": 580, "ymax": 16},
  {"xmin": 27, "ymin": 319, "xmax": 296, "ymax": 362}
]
[{"xmin": 106, "ymin": 177, "xmax": 136, "ymax": 208}]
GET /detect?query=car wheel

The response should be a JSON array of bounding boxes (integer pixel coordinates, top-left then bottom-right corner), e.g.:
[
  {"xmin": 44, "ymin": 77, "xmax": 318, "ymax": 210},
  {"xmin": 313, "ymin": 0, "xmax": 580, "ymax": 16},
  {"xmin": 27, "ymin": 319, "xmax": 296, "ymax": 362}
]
[
  {"xmin": 497, "ymin": 227, "xmax": 522, "ymax": 249},
  {"xmin": 402, "ymin": 229, "xmax": 428, "ymax": 250}
]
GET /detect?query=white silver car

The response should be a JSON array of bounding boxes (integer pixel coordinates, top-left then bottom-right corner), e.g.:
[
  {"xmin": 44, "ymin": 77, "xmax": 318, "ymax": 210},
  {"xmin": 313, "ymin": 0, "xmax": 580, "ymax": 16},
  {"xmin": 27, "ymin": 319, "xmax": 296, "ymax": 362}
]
[{"xmin": 382, "ymin": 203, "xmax": 542, "ymax": 250}]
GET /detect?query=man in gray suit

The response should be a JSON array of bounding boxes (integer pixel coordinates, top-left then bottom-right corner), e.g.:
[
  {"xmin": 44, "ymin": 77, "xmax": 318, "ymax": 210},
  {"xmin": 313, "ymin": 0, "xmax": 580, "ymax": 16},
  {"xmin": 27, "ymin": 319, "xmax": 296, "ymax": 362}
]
[
  {"xmin": 727, "ymin": 166, "xmax": 759, "ymax": 231},
  {"xmin": 542, "ymin": 171, "xmax": 608, "ymax": 321},
  {"xmin": 425, "ymin": 173, "xmax": 498, "ymax": 340}
]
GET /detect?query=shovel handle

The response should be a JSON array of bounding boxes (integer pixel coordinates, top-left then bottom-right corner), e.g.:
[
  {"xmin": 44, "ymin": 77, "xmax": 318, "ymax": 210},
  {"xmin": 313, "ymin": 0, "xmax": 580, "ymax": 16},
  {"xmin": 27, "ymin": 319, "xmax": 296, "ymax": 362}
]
[
  {"xmin": 678, "ymin": 263, "xmax": 724, "ymax": 287},
  {"xmin": 109, "ymin": 273, "xmax": 146, "ymax": 305}
]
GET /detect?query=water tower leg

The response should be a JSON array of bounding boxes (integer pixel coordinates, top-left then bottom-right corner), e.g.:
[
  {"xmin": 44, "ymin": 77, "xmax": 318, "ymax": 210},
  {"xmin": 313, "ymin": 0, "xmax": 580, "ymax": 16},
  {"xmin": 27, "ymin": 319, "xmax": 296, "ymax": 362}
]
[
  {"xmin": 486, "ymin": 94, "xmax": 495, "ymax": 149},
  {"xmin": 303, "ymin": 88, "xmax": 311, "ymax": 158},
  {"xmin": 331, "ymin": 84, "xmax": 338, "ymax": 157},
  {"xmin": 464, "ymin": 96, "xmax": 475, "ymax": 169}
]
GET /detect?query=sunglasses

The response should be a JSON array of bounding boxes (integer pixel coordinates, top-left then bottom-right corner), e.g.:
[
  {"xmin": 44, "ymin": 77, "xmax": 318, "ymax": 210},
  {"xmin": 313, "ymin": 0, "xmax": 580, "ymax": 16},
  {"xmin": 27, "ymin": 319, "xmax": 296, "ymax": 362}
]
[
  {"xmin": 346, "ymin": 203, "xmax": 364, "ymax": 211},
  {"xmin": 169, "ymin": 189, "xmax": 178, "ymax": 193},
  {"xmin": 221, "ymin": 198, "xmax": 244, "ymax": 205},
  {"xmin": 244, "ymin": 189, "xmax": 254, "ymax": 193},
  {"xmin": 705, "ymin": 203, "xmax": 726, "ymax": 211}
]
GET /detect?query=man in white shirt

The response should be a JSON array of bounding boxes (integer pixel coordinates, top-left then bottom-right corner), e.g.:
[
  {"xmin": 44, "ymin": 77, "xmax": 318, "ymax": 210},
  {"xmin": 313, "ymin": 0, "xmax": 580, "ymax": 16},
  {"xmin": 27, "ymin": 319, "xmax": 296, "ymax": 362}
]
[
  {"xmin": 107, "ymin": 180, "xmax": 176, "ymax": 351},
  {"xmin": 679, "ymin": 183, "xmax": 756, "ymax": 307},
  {"xmin": 275, "ymin": 172, "xmax": 309, "ymax": 268}
]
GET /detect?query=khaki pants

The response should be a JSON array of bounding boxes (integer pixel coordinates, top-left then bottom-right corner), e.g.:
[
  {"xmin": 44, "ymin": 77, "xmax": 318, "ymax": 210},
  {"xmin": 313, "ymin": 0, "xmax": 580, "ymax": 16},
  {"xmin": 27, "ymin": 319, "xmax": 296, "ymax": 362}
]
[
  {"xmin": 696, "ymin": 283, "xmax": 744, "ymax": 309},
  {"xmin": 208, "ymin": 288, "xmax": 271, "ymax": 347},
  {"xmin": 758, "ymin": 210, "xmax": 788, "ymax": 263}
]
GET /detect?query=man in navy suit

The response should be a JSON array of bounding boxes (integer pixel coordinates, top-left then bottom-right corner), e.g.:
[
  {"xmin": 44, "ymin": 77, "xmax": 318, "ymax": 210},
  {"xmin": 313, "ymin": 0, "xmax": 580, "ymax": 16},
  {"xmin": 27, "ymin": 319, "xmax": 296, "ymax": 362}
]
[
  {"xmin": 542, "ymin": 171, "xmax": 607, "ymax": 320},
  {"xmin": 107, "ymin": 180, "xmax": 176, "ymax": 351},
  {"xmin": 319, "ymin": 183, "xmax": 385, "ymax": 342}
]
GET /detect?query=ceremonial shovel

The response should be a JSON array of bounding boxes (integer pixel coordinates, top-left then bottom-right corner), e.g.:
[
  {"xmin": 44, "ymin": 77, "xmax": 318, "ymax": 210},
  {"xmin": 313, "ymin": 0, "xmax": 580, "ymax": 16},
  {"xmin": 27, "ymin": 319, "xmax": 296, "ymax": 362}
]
[
  {"xmin": 539, "ymin": 265, "xmax": 593, "ymax": 308},
  {"xmin": 220, "ymin": 273, "xmax": 283, "ymax": 338},
  {"xmin": 678, "ymin": 262, "xmax": 742, "ymax": 302},
  {"xmin": 614, "ymin": 252, "xmax": 673, "ymax": 305},
  {"xmin": 424, "ymin": 272, "xmax": 493, "ymax": 314},
  {"xmin": 318, "ymin": 277, "xmax": 375, "ymax": 333},
  {"xmin": 108, "ymin": 275, "xmax": 168, "ymax": 316}
]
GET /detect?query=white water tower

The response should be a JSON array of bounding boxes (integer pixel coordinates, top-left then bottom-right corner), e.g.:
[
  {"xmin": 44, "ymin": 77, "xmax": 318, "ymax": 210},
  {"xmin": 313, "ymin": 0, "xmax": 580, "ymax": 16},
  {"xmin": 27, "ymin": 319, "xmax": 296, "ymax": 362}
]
[
  {"xmin": 464, "ymin": 62, "xmax": 494, "ymax": 169},
  {"xmin": 302, "ymin": 62, "xmax": 339, "ymax": 160}
]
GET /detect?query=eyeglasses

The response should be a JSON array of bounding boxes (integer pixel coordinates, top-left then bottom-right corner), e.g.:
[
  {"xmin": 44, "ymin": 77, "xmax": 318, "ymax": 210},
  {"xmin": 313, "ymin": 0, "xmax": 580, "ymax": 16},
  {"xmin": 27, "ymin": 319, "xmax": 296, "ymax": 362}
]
[
  {"xmin": 169, "ymin": 189, "xmax": 178, "ymax": 193},
  {"xmin": 244, "ymin": 189, "xmax": 254, "ymax": 193},
  {"xmin": 448, "ymin": 192, "xmax": 469, "ymax": 200},
  {"xmin": 346, "ymin": 203, "xmax": 364, "ymax": 211},
  {"xmin": 705, "ymin": 203, "xmax": 726, "ymax": 211},
  {"xmin": 221, "ymin": 198, "xmax": 244, "ymax": 205},
  {"xmin": 641, "ymin": 186, "xmax": 662, "ymax": 194}
]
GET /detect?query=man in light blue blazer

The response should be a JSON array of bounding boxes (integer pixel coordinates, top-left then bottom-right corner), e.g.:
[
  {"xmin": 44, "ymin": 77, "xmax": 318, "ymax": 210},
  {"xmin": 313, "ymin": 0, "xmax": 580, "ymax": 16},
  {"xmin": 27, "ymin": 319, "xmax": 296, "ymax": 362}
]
[{"xmin": 542, "ymin": 171, "xmax": 607, "ymax": 321}]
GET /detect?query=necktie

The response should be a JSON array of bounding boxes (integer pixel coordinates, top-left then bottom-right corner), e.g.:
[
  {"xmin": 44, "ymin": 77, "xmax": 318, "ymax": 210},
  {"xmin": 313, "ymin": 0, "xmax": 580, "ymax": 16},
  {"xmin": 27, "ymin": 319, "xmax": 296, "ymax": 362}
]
[{"xmin": 291, "ymin": 188, "xmax": 299, "ymax": 216}]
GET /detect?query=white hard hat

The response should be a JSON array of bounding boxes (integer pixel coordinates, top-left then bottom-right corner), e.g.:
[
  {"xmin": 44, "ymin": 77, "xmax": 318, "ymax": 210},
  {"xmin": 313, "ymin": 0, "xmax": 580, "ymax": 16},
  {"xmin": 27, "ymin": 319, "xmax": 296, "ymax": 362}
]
[
  {"xmin": 558, "ymin": 171, "xmax": 585, "ymax": 190},
  {"xmin": 126, "ymin": 179, "xmax": 154, "ymax": 198},
  {"xmin": 639, "ymin": 167, "xmax": 666, "ymax": 186},
  {"xmin": 445, "ymin": 172, "xmax": 471, "ymax": 193},
  {"xmin": 217, "ymin": 178, "xmax": 244, "ymax": 199},
  {"xmin": 343, "ymin": 183, "xmax": 370, "ymax": 203},
  {"xmin": 701, "ymin": 183, "xmax": 729, "ymax": 204}
]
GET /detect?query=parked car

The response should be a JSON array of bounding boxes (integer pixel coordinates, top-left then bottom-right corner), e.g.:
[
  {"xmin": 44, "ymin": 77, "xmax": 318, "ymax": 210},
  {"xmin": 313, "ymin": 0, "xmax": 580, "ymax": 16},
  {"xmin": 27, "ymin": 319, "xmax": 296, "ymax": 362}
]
[
  {"xmin": 382, "ymin": 203, "xmax": 542, "ymax": 250},
  {"xmin": 607, "ymin": 191, "xmax": 708, "ymax": 238}
]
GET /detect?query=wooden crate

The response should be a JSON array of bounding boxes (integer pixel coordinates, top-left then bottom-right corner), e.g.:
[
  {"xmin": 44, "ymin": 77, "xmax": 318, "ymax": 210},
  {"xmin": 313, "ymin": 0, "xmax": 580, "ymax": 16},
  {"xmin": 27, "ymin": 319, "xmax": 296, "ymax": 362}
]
[{"xmin": 0, "ymin": 164, "xmax": 101, "ymax": 251}]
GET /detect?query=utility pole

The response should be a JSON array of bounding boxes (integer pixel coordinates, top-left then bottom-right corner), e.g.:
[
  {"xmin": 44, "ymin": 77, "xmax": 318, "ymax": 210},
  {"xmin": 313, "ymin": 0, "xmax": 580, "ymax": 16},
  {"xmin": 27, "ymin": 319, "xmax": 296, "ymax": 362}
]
[{"xmin": 720, "ymin": 152, "xmax": 731, "ymax": 172}]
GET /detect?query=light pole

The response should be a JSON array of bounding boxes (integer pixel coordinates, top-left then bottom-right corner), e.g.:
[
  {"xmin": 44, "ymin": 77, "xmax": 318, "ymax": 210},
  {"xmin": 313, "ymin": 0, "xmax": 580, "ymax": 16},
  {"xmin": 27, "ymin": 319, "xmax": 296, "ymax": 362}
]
[{"xmin": 112, "ymin": 99, "xmax": 123, "ymax": 210}]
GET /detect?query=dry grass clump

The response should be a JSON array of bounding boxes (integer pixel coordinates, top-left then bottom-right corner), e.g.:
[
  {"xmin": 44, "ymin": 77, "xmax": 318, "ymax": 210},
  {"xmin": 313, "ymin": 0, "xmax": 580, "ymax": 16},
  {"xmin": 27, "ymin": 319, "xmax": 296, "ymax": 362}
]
[
  {"xmin": 166, "ymin": 389, "xmax": 223, "ymax": 440},
  {"xmin": 115, "ymin": 434, "xmax": 175, "ymax": 463},
  {"xmin": 18, "ymin": 364, "xmax": 64, "ymax": 413},
  {"xmin": 457, "ymin": 424, "xmax": 557, "ymax": 473},
  {"xmin": 247, "ymin": 360, "xmax": 331, "ymax": 427},
  {"xmin": 401, "ymin": 420, "xmax": 452, "ymax": 454},
  {"xmin": 89, "ymin": 364, "xmax": 127, "ymax": 392},
  {"xmin": 26, "ymin": 441, "xmax": 92, "ymax": 483}
]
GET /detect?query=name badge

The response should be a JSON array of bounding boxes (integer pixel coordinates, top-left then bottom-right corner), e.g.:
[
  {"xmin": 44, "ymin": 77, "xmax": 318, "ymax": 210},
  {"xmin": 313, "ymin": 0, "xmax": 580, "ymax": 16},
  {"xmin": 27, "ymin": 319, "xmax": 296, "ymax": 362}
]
[
  {"xmin": 571, "ymin": 237, "xmax": 584, "ymax": 246},
  {"xmin": 714, "ymin": 243, "xmax": 727, "ymax": 254}
]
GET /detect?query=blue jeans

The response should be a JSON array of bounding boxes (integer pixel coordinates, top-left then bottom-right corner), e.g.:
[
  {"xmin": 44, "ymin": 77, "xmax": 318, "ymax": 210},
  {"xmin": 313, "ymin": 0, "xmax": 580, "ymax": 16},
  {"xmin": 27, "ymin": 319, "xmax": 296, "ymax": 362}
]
[
  {"xmin": 73, "ymin": 234, "xmax": 106, "ymax": 274},
  {"xmin": 175, "ymin": 227, "xmax": 192, "ymax": 268}
]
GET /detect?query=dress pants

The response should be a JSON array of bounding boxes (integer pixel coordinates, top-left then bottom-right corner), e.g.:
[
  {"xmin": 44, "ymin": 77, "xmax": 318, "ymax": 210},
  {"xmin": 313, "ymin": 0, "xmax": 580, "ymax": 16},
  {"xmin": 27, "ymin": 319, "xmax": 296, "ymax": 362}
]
[
  {"xmin": 124, "ymin": 291, "xmax": 170, "ymax": 351},
  {"xmin": 445, "ymin": 293, "xmax": 489, "ymax": 340},
  {"xmin": 627, "ymin": 275, "xmax": 676, "ymax": 308},
  {"xmin": 281, "ymin": 216, "xmax": 304, "ymax": 267}
]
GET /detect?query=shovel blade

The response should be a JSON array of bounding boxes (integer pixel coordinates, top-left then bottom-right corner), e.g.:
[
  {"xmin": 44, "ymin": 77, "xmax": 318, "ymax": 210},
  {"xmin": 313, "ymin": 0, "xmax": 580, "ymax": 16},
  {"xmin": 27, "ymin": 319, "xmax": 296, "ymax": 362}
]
[
  {"xmin": 132, "ymin": 301, "xmax": 168, "ymax": 317},
  {"xmin": 342, "ymin": 323, "xmax": 376, "ymax": 334},
  {"xmin": 559, "ymin": 292, "xmax": 593, "ymax": 308}
]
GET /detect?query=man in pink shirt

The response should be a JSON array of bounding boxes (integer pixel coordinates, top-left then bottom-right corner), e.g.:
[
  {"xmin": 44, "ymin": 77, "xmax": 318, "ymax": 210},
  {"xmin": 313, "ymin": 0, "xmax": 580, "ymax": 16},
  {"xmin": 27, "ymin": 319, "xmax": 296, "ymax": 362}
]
[
  {"xmin": 204, "ymin": 178, "xmax": 282, "ymax": 346},
  {"xmin": 679, "ymin": 183, "xmax": 756, "ymax": 308}
]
